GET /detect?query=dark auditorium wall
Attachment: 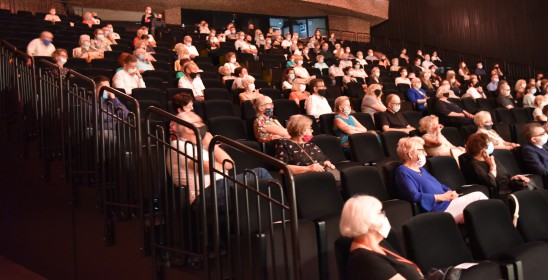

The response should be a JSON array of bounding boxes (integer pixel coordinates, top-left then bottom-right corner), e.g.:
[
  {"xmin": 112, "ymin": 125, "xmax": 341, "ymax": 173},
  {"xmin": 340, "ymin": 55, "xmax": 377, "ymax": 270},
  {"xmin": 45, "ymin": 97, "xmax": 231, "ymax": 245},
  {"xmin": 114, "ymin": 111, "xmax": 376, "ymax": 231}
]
[{"xmin": 371, "ymin": 0, "xmax": 548, "ymax": 69}]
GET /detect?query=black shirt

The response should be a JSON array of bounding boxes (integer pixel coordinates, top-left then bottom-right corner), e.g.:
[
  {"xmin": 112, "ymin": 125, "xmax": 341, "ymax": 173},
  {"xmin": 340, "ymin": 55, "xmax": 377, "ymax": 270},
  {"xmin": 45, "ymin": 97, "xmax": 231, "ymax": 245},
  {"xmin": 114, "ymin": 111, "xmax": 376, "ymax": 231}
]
[
  {"xmin": 461, "ymin": 157, "xmax": 513, "ymax": 194},
  {"xmin": 380, "ymin": 111, "xmax": 410, "ymax": 129},
  {"xmin": 347, "ymin": 248, "xmax": 422, "ymax": 280}
]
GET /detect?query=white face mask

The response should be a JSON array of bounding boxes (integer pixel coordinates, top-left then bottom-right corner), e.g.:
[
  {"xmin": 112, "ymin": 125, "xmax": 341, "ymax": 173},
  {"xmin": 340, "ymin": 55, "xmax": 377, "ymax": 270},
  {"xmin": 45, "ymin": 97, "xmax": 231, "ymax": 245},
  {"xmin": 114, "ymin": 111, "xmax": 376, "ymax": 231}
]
[
  {"xmin": 97, "ymin": 34, "xmax": 104, "ymax": 40},
  {"xmin": 59, "ymin": 58, "xmax": 67, "ymax": 64},
  {"xmin": 83, "ymin": 42, "xmax": 90, "ymax": 49},
  {"xmin": 248, "ymin": 84, "xmax": 256, "ymax": 92},
  {"xmin": 392, "ymin": 105, "xmax": 401, "ymax": 112},
  {"xmin": 299, "ymin": 84, "xmax": 306, "ymax": 92},
  {"xmin": 539, "ymin": 133, "xmax": 548, "ymax": 146},
  {"xmin": 297, "ymin": 60, "xmax": 303, "ymax": 66},
  {"xmin": 416, "ymin": 154, "xmax": 426, "ymax": 167},
  {"xmin": 378, "ymin": 216, "xmax": 391, "ymax": 238},
  {"xmin": 230, "ymin": 57, "xmax": 236, "ymax": 63},
  {"xmin": 127, "ymin": 68, "xmax": 137, "ymax": 74},
  {"xmin": 343, "ymin": 107, "xmax": 351, "ymax": 116}
]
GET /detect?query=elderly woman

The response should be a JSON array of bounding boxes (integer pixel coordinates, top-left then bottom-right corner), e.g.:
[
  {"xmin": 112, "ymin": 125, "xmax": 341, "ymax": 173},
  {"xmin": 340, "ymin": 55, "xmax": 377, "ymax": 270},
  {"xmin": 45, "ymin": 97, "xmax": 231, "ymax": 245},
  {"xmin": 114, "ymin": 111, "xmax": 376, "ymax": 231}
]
[
  {"xmin": 314, "ymin": 55, "xmax": 329, "ymax": 70},
  {"xmin": 533, "ymin": 95, "xmax": 548, "ymax": 122},
  {"xmin": 333, "ymin": 96, "xmax": 369, "ymax": 152},
  {"xmin": 73, "ymin": 34, "xmax": 102, "ymax": 61},
  {"xmin": 253, "ymin": 95, "xmax": 289, "ymax": 143},
  {"xmin": 289, "ymin": 80, "xmax": 310, "ymax": 106},
  {"xmin": 419, "ymin": 115, "xmax": 465, "ymax": 156},
  {"xmin": 514, "ymin": 79, "xmax": 527, "ymax": 100},
  {"xmin": 50, "ymin": 48, "xmax": 70, "ymax": 79},
  {"xmin": 434, "ymin": 90, "xmax": 474, "ymax": 126},
  {"xmin": 275, "ymin": 115, "xmax": 335, "ymax": 174},
  {"xmin": 436, "ymin": 81, "xmax": 458, "ymax": 99},
  {"xmin": 395, "ymin": 137, "xmax": 488, "ymax": 222},
  {"xmin": 239, "ymin": 76, "xmax": 262, "ymax": 103},
  {"xmin": 134, "ymin": 48, "xmax": 155, "ymax": 73},
  {"xmin": 351, "ymin": 62, "xmax": 368, "ymax": 80},
  {"xmin": 341, "ymin": 195, "xmax": 422, "ymax": 280},
  {"xmin": 461, "ymin": 133, "xmax": 532, "ymax": 197},
  {"xmin": 360, "ymin": 84, "xmax": 386, "ymax": 116},
  {"xmin": 474, "ymin": 111, "xmax": 519, "ymax": 150},
  {"xmin": 91, "ymin": 28, "xmax": 111, "ymax": 53}
]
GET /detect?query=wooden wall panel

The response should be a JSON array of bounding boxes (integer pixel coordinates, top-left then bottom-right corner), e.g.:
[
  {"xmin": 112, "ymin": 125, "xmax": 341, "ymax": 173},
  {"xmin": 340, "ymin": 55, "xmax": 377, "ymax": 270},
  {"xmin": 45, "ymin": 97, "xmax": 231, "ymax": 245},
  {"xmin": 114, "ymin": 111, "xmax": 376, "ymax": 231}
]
[{"xmin": 372, "ymin": 0, "xmax": 548, "ymax": 69}]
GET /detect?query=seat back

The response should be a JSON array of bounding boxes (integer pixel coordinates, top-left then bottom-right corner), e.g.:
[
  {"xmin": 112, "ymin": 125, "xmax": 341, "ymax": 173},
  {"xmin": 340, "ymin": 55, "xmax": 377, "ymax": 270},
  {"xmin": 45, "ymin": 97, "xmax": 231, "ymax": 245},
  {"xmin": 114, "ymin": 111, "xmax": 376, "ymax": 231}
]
[
  {"xmin": 204, "ymin": 100, "xmax": 235, "ymax": 119},
  {"xmin": 294, "ymin": 172, "xmax": 343, "ymax": 220},
  {"xmin": 208, "ymin": 116, "xmax": 247, "ymax": 140},
  {"xmin": 381, "ymin": 131, "xmax": 408, "ymax": 160},
  {"xmin": 340, "ymin": 166, "xmax": 390, "ymax": 201},
  {"xmin": 492, "ymin": 149, "xmax": 521, "ymax": 175},
  {"xmin": 382, "ymin": 161, "xmax": 403, "ymax": 199},
  {"xmin": 461, "ymin": 98, "xmax": 478, "ymax": 114},
  {"xmin": 273, "ymin": 99, "xmax": 300, "ymax": 126},
  {"xmin": 402, "ymin": 111, "xmax": 422, "ymax": 129},
  {"xmin": 512, "ymin": 108, "xmax": 532, "ymax": 124},
  {"xmin": 403, "ymin": 212, "xmax": 472, "ymax": 273},
  {"xmin": 319, "ymin": 113, "xmax": 335, "ymax": 135},
  {"xmin": 441, "ymin": 126, "xmax": 465, "ymax": 147},
  {"xmin": 204, "ymin": 88, "xmax": 230, "ymax": 101},
  {"xmin": 509, "ymin": 190, "xmax": 548, "ymax": 242},
  {"xmin": 494, "ymin": 107, "xmax": 516, "ymax": 124},
  {"xmin": 348, "ymin": 132, "xmax": 386, "ymax": 164},
  {"xmin": 426, "ymin": 156, "xmax": 466, "ymax": 189},
  {"xmin": 310, "ymin": 134, "xmax": 347, "ymax": 164},
  {"xmin": 464, "ymin": 200, "xmax": 524, "ymax": 259}
]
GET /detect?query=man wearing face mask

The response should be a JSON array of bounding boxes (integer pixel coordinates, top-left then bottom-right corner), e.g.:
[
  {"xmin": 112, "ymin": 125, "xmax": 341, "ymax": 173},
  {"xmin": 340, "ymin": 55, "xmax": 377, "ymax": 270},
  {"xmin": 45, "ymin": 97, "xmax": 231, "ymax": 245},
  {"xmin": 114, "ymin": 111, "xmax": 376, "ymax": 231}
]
[
  {"xmin": 93, "ymin": 76, "xmax": 129, "ymax": 134},
  {"xmin": 73, "ymin": 34, "xmax": 102, "ymax": 60},
  {"xmin": 486, "ymin": 74, "xmax": 500, "ymax": 92},
  {"xmin": 178, "ymin": 62, "xmax": 205, "ymax": 101},
  {"xmin": 134, "ymin": 48, "xmax": 155, "ymax": 73},
  {"xmin": 474, "ymin": 62, "xmax": 486, "ymax": 81},
  {"xmin": 462, "ymin": 75, "xmax": 486, "ymax": 100},
  {"xmin": 27, "ymin": 31, "xmax": 56, "ymax": 57},
  {"xmin": 305, "ymin": 79, "xmax": 332, "ymax": 119},
  {"xmin": 395, "ymin": 137, "xmax": 488, "ymax": 223},
  {"xmin": 182, "ymin": 36, "xmax": 199, "ymax": 59},
  {"xmin": 380, "ymin": 94, "xmax": 416, "ymax": 134},
  {"xmin": 168, "ymin": 111, "xmax": 272, "ymax": 206},
  {"xmin": 496, "ymin": 83, "xmax": 516, "ymax": 109},
  {"xmin": 49, "ymin": 48, "xmax": 70, "ymax": 79},
  {"xmin": 406, "ymin": 78, "xmax": 428, "ymax": 111},
  {"xmin": 112, "ymin": 55, "xmax": 146, "ymax": 95},
  {"xmin": 522, "ymin": 123, "xmax": 548, "ymax": 179}
]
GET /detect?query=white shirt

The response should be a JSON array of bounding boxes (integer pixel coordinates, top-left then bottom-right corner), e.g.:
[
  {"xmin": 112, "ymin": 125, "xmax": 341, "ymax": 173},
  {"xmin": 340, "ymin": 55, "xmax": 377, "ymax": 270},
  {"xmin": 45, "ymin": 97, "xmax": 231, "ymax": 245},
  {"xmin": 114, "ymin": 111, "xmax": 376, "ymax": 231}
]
[
  {"xmin": 27, "ymin": 38, "xmax": 56, "ymax": 57},
  {"xmin": 422, "ymin": 60, "xmax": 434, "ymax": 69},
  {"xmin": 224, "ymin": 62, "xmax": 238, "ymax": 74},
  {"xmin": 178, "ymin": 76, "xmax": 205, "ymax": 98},
  {"xmin": 281, "ymin": 40, "xmax": 292, "ymax": 48},
  {"xmin": 305, "ymin": 94, "xmax": 332, "ymax": 118},
  {"xmin": 293, "ymin": 66, "xmax": 310, "ymax": 79},
  {"xmin": 184, "ymin": 44, "xmax": 199, "ymax": 57},
  {"xmin": 112, "ymin": 70, "xmax": 146, "ymax": 95},
  {"xmin": 395, "ymin": 77, "xmax": 411, "ymax": 85},
  {"xmin": 167, "ymin": 139, "xmax": 222, "ymax": 204},
  {"xmin": 462, "ymin": 87, "xmax": 486, "ymax": 100},
  {"xmin": 234, "ymin": 39, "xmax": 247, "ymax": 50},
  {"xmin": 329, "ymin": 65, "xmax": 344, "ymax": 77}
]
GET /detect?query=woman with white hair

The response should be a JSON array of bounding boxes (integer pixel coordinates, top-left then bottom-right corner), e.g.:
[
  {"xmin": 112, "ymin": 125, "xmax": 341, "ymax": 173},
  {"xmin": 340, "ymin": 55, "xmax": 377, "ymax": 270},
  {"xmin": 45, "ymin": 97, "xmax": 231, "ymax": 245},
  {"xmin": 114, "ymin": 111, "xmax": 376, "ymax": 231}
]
[
  {"xmin": 474, "ymin": 111, "xmax": 519, "ymax": 150},
  {"xmin": 395, "ymin": 137, "xmax": 488, "ymax": 223},
  {"xmin": 72, "ymin": 34, "xmax": 102, "ymax": 61},
  {"xmin": 253, "ymin": 95, "xmax": 289, "ymax": 143},
  {"xmin": 340, "ymin": 195, "xmax": 422, "ymax": 280}
]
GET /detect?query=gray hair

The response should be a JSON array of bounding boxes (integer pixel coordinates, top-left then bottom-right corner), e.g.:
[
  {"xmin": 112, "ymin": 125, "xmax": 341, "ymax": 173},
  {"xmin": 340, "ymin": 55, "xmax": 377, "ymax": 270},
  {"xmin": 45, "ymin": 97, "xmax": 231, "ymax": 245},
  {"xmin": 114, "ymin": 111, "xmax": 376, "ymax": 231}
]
[{"xmin": 339, "ymin": 195, "xmax": 383, "ymax": 238}]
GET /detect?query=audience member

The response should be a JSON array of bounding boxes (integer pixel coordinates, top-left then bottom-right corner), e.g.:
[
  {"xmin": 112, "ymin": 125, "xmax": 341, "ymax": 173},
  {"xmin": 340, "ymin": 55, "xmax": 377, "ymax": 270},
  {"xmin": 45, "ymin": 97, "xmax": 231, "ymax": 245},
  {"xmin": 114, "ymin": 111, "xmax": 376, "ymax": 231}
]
[
  {"xmin": 420, "ymin": 115, "xmax": 465, "ymax": 156},
  {"xmin": 522, "ymin": 84, "xmax": 537, "ymax": 108},
  {"xmin": 496, "ymin": 83, "xmax": 516, "ymax": 109},
  {"xmin": 458, "ymin": 61, "xmax": 470, "ymax": 81},
  {"xmin": 171, "ymin": 93, "xmax": 194, "ymax": 113},
  {"xmin": 112, "ymin": 55, "xmax": 146, "ymax": 95},
  {"xmin": 522, "ymin": 123, "xmax": 548, "ymax": 178},
  {"xmin": 532, "ymin": 95, "xmax": 548, "ymax": 122},
  {"xmin": 178, "ymin": 62, "xmax": 205, "ymax": 101},
  {"xmin": 406, "ymin": 78, "xmax": 428, "ymax": 111},
  {"xmin": 275, "ymin": 115, "xmax": 336, "ymax": 174},
  {"xmin": 474, "ymin": 62, "xmax": 486, "ymax": 80},
  {"xmin": 314, "ymin": 55, "xmax": 328, "ymax": 70},
  {"xmin": 223, "ymin": 52, "xmax": 240, "ymax": 74},
  {"xmin": 282, "ymin": 67, "xmax": 297, "ymax": 90},
  {"xmin": 181, "ymin": 36, "xmax": 199, "ymax": 59},
  {"xmin": 305, "ymin": 79, "xmax": 332, "ymax": 119},
  {"xmin": 474, "ymin": 111, "xmax": 519, "ymax": 150},
  {"xmin": 380, "ymin": 94, "xmax": 416, "ymax": 134},
  {"xmin": 253, "ymin": 95, "xmax": 289, "ymax": 143},
  {"xmin": 461, "ymin": 75, "xmax": 486, "ymax": 99},
  {"xmin": 27, "ymin": 31, "xmax": 56, "ymax": 57},
  {"xmin": 486, "ymin": 74, "xmax": 500, "ymax": 92},
  {"xmin": 395, "ymin": 68, "xmax": 411, "ymax": 86},
  {"xmin": 395, "ymin": 137, "xmax": 488, "ymax": 223},
  {"xmin": 399, "ymin": 48, "xmax": 409, "ymax": 64},
  {"xmin": 141, "ymin": 6, "xmax": 154, "ymax": 28},
  {"xmin": 367, "ymin": 67, "xmax": 382, "ymax": 86},
  {"xmin": 289, "ymin": 81, "xmax": 310, "ymax": 106},
  {"xmin": 49, "ymin": 48, "xmax": 69, "ymax": 78},
  {"xmin": 93, "ymin": 76, "xmax": 129, "ymax": 135},
  {"xmin": 151, "ymin": 13, "xmax": 166, "ymax": 37},
  {"xmin": 361, "ymin": 84, "xmax": 386, "ymax": 116},
  {"xmin": 239, "ymin": 76, "xmax": 262, "ymax": 103},
  {"xmin": 134, "ymin": 48, "xmax": 154, "ymax": 73},
  {"xmin": 514, "ymin": 79, "xmax": 527, "ymax": 100},
  {"xmin": 231, "ymin": 67, "xmax": 248, "ymax": 90},
  {"xmin": 44, "ymin": 7, "xmax": 61, "ymax": 23},
  {"xmin": 340, "ymin": 195, "xmax": 422, "ymax": 280},
  {"xmin": 333, "ymin": 96, "xmax": 369, "ymax": 152},
  {"xmin": 351, "ymin": 62, "xmax": 367, "ymax": 80},
  {"xmin": 434, "ymin": 90, "xmax": 474, "ymax": 126}
]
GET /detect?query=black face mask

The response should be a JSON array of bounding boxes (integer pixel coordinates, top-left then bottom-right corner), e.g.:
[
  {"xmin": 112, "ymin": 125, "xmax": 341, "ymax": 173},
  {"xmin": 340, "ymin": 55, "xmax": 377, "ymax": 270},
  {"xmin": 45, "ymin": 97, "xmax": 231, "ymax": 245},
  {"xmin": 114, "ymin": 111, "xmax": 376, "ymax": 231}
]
[
  {"xmin": 442, "ymin": 92, "xmax": 450, "ymax": 98},
  {"xmin": 197, "ymin": 125, "xmax": 208, "ymax": 139},
  {"xmin": 189, "ymin": 72, "xmax": 198, "ymax": 79},
  {"xmin": 484, "ymin": 125, "xmax": 492, "ymax": 130},
  {"xmin": 318, "ymin": 89, "xmax": 327, "ymax": 97},
  {"xmin": 374, "ymin": 89, "xmax": 382, "ymax": 96}
]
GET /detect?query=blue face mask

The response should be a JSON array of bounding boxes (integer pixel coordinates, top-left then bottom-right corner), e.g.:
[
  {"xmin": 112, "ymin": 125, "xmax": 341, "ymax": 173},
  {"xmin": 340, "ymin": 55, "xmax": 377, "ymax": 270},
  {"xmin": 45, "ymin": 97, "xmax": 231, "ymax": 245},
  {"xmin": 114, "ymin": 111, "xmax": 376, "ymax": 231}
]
[
  {"xmin": 42, "ymin": 39, "xmax": 51, "ymax": 46},
  {"xmin": 102, "ymin": 91, "xmax": 109, "ymax": 100},
  {"xmin": 486, "ymin": 142, "xmax": 494, "ymax": 155}
]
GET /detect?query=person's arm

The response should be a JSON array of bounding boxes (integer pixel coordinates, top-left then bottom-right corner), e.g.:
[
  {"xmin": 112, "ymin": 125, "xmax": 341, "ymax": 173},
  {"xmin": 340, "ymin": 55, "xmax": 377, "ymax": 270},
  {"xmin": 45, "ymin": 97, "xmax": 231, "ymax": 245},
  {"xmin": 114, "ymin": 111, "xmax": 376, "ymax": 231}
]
[
  {"xmin": 369, "ymin": 102, "xmax": 386, "ymax": 112},
  {"xmin": 305, "ymin": 97, "xmax": 319, "ymax": 118},
  {"xmin": 395, "ymin": 169, "xmax": 436, "ymax": 210},
  {"xmin": 263, "ymin": 122, "xmax": 290, "ymax": 138},
  {"xmin": 422, "ymin": 133, "xmax": 442, "ymax": 148},
  {"xmin": 522, "ymin": 146, "xmax": 548, "ymax": 176}
]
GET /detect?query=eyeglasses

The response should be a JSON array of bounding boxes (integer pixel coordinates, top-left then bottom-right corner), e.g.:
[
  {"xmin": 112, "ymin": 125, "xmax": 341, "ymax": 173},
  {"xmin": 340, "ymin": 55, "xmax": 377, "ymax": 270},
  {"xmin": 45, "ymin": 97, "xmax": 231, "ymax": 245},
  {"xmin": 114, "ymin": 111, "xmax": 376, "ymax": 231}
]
[
  {"xmin": 390, "ymin": 102, "xmax": 401, "ymax": 105},
  {"xmin": 534, "ymin": 132, "xmax": 547, "ymax": 137},
  {"xmin": 261, "ymin": 102, "xmax": 273, "ymax": 106}
]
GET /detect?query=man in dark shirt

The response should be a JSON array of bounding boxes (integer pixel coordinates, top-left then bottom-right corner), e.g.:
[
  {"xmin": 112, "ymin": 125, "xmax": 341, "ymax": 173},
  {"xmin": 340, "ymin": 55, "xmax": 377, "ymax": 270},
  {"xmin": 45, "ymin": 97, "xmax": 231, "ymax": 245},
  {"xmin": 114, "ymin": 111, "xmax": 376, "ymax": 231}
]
[
  {"xmin": 379, "ymin": 94, "xmax": 416, "ymax": 134},
  {"xmin": 318, "ymin": 42, "xmax": 334, "ymax": 60},
  {"xmin": 522, "ymin": 123, "xmax": 548, "ymax": 177},
  {"xmin": 410, "ymin": 58, "xmax": 424, "ymax": 76},
  {"xmin": 496, "ymin": 83, "xmax": 515, "ymax": 109}
]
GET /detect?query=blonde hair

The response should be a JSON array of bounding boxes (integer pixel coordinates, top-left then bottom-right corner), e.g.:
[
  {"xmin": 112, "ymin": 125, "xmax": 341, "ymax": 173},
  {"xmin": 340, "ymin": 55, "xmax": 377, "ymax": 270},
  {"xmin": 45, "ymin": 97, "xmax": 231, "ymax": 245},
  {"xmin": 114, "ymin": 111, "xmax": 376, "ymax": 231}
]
[
  {"xmin": 366, "ymin": 84, "xmax": 383, "ymax": 96},
  {"xmin": 418, "ymin": 115, "xmax": 438, "ymax": 133},
  {"xmin": 396, "ymin": 137, "xmax": 425, "ymax": 163},
  {"xmin": 473, "ymin": 111, "xmax": 491, "ymax": 127},
  {"xmin": 334, "ymin": 96, "xmax": 350, "ymax": 113},
  {"xmin": 242, "ymin": 75, "xmax": 256, "ymax": 88},
  {"xmin": 339, "ymin": 195, "xmax": 383, "ymax": 238},
  {"xmin": 515, "ymin": 79, "xmax": 526, "ymax": 91},
  {"xmin": 286, "ymin": 114, "xmax": 312, "ymax": 138}
]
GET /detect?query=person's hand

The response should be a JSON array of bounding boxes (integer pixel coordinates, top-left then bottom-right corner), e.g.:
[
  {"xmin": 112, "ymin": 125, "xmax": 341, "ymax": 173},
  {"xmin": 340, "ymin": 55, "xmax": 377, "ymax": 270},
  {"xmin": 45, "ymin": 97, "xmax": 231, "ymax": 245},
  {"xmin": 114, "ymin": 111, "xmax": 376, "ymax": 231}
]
[
  {"xmin": 484, "ymin": 152, "xmax": 496, "ymax": 168},
  {"xmin": 324, "ymin": 161, "xmax": 335, "ymax": 170},
  {"xmin": 308, "ymin": 163, "xmax": 325, "ymax": 172},
  {"xmin": 512, "ymin": 175, "xmax": 530, "ymax": 183},
  {"xmin": 449, "ymin": 190, "xmax": 459, "ymax": 200},
  {"xmin": 107, "ymin": 91, "xmax": 116, "ymax": 99}
]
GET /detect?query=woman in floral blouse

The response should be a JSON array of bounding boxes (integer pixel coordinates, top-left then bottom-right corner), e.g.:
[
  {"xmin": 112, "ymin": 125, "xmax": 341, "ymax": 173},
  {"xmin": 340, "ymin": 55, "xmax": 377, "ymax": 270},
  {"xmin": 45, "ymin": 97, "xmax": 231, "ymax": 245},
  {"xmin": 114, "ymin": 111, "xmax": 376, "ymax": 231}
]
[{"xmin": 253, "ymin": 95, "xmax": 289, "ymax": 143}]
